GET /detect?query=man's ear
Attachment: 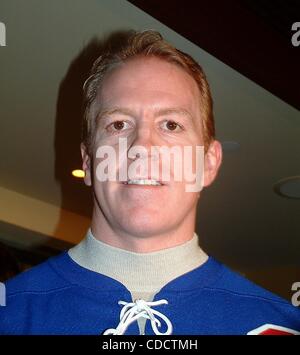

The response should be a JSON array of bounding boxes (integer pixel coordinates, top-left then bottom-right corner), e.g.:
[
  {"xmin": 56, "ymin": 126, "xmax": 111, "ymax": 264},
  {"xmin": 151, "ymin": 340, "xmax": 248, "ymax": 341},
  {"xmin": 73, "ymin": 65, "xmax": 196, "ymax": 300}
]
[
  {"xmin": 203, "ymin": 140, "xmax": 223, "ymax": 187},
  {"xmin": 81, "ymin": 143, "xmax": 92, "ymax": 186}
]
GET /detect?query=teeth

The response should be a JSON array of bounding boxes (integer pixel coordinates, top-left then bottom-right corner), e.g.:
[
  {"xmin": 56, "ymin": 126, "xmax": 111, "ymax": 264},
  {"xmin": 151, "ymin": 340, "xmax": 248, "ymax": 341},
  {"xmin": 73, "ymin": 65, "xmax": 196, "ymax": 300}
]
[{"xmin": 126, "ymin": 179, "xmax": 162, "ymax": 186}]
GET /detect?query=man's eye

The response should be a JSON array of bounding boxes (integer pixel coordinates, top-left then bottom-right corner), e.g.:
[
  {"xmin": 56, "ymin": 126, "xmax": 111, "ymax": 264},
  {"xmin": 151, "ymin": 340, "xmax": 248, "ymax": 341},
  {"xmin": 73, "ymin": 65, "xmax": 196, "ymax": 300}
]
[
  {"xmin": 107, "ymin": 120, "xmax": 130, "ymax": 132},
  {"xmin": 161, "ymin": 120, "xmax": 182, "ymax": 132}
]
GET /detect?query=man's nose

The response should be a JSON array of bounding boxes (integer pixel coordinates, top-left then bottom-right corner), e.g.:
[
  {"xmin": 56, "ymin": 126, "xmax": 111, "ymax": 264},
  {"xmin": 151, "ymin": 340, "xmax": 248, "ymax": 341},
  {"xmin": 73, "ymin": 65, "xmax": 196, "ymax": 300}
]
[{"xmin": 127, "ymin": 125, "xmax": 157, "ymax": 161}]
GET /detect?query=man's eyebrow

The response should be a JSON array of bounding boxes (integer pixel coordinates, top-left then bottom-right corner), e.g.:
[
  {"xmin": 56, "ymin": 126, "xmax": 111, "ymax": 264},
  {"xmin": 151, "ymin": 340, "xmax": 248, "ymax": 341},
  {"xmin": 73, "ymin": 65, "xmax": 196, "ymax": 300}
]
[
  {"xmin": 96, "ymin": 107, "xmax": 136, "ymax": 120},
  {"xmin": 96, "ymin": 107, "xmax": 193, "ymax": 121},
  {"xmin": 153, "ymin": 108, "xmax": 193, "ymax": 120}
]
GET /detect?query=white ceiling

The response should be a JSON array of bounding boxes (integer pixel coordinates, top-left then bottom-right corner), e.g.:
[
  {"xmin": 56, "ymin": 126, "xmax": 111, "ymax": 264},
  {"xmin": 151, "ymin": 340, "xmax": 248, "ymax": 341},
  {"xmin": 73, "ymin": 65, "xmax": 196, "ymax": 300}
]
[{"xmin": 0, "ymin": 0, "xmax": 299, "ymax": 268}]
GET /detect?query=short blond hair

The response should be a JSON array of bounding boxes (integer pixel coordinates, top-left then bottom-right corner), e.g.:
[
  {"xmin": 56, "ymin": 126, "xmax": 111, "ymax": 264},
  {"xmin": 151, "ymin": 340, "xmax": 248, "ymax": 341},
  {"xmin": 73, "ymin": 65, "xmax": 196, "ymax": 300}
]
[{"xmin": 83, "ymin": 30, "xmax": 215, "ymax": 154}]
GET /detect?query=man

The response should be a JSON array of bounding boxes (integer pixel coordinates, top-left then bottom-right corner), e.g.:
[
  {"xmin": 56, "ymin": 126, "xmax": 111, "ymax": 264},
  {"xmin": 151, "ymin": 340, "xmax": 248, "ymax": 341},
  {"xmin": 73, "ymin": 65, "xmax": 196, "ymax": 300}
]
[{"xmin": 1, "ymin": 30, "xmax": 299, "ymax": 335}]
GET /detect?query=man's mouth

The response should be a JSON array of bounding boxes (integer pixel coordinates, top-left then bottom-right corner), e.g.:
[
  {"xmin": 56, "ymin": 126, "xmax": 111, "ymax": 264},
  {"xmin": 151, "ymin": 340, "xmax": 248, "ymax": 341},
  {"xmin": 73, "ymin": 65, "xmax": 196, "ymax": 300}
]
[{"xmin": 123, "ymin": 179, "xmax": 163, "ymax": 186}]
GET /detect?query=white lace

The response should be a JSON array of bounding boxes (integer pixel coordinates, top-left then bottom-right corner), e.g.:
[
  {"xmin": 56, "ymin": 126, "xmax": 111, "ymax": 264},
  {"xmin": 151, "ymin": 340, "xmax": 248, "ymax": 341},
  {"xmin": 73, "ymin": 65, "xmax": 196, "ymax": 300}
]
[{"xmin": 103, "ymin": 299, "xmax": 173, "ymax": 335}]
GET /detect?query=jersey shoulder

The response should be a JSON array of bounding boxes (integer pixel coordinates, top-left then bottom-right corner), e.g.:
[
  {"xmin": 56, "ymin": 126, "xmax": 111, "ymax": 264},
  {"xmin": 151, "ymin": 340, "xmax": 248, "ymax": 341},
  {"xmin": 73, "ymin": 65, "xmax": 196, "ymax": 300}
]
[{"xmin": 4, "ymin": 252, "xmax": 72, "ymax": 296}]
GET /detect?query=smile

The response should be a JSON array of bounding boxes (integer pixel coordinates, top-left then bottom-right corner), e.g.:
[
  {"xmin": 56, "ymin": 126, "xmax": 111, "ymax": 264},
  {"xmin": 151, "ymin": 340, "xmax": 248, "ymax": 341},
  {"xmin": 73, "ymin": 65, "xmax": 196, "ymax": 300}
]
[{"xmin": 123, "ymin": 179, "xmax": 163, "ymax": 186}]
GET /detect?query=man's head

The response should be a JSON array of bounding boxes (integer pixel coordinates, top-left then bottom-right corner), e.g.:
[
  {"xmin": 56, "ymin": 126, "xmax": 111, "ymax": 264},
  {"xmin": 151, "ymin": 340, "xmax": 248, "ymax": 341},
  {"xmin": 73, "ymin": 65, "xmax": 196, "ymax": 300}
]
[
  {"xmin": 82, "ymin": 30, "xmax": 215, "ymax": 155},
  {"xmin": 80, "ymin": 30, "xmax": 222, "ymax": 248}
]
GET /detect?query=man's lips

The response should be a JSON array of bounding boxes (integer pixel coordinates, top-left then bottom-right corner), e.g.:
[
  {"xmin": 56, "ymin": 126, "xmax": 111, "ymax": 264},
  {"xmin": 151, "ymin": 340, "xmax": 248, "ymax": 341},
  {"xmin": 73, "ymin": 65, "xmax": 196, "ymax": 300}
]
[{"xmin": 122, "ymin": 179, "xmax": 165, "ymax": 186}]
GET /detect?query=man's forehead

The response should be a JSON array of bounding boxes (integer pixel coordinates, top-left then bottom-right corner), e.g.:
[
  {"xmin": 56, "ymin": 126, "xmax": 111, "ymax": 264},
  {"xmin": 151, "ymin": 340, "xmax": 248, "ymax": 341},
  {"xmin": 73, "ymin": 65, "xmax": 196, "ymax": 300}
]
[
  {"xmin": 98, "ymin": 57, "xmax": 199, "ymax": 96},
  {"xmin": 90, "ymin": 56, "xmax": 202, "ymax": 121}
]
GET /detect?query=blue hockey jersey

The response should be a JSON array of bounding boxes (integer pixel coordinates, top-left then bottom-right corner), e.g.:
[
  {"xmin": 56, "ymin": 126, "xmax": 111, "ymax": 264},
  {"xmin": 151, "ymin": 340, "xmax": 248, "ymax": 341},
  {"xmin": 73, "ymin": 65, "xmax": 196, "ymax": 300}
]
[{"xmin": 0, "ymin": 251, "xmax": 299, "ymax": 335}]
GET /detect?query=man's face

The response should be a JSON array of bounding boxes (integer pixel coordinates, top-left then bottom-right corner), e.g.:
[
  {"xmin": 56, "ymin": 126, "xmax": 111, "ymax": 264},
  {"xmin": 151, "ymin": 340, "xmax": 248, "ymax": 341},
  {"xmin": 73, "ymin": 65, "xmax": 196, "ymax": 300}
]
[{"xmin": 84, "ymin": 56, "xmax": 212, "ymax": 238}]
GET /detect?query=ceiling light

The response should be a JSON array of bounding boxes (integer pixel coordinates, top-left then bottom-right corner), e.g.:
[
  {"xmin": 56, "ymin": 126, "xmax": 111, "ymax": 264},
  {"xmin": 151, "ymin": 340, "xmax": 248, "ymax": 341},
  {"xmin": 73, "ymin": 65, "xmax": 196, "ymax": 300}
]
[
  {"xmin": 72, "ymin": 169, "xmax": 85, "ymax": 178},
  {"xmin": 273, "ymin": 176, "xmax": 300, "ymax": 199}
]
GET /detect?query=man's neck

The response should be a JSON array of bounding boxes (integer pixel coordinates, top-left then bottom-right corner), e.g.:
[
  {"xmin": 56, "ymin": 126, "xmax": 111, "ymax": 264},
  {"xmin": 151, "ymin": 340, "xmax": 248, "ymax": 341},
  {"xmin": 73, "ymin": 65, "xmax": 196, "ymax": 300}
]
[{"xmin": 91, "ymin": 206, "xmax": 197, "ymax": 253}]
